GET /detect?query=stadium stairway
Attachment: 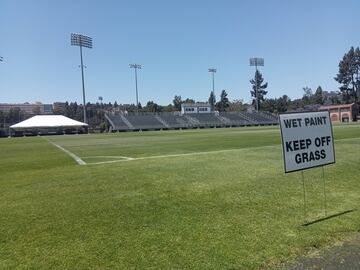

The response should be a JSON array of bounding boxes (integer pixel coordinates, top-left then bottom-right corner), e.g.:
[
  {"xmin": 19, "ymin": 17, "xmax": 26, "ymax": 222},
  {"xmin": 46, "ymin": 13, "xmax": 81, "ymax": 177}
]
[
  {"xmin": 106, "ymin": 114, "xmax": 132, "ymax": 131},
  {"xmin": 105, "ymin": 112, "xmax": 278, "ymax": 132},
  {"xmin": 184, "ymin": 115, "xmax": 200, "ymax": 125},
  {"xmin": 238, "ymin": 112, "xmax": 258, "ymax": 124},
  {"xmin": 259, "ymin": 111, "xmax": 279, "ymax": 122},
  {"xmin": 155, "ymin": 115, "xmax": 170, "ymax": 128},
  {"xmin": 216, "ymin": 115, "xmax": 231, "ymax": 125},
  {"xmin": 242, "ymin": 112, "xmax": 275, "ymax": 124},
  {"xmin": 105, "ymin": 114, "xmax": 115, "ymax": 131},
  {"xmin": 120, "ymin": 114, "xmax": 135, "ymax": 129},
  {"xmin": 125, "ymin": 115, "xmax": 166, "ymax": 130}
]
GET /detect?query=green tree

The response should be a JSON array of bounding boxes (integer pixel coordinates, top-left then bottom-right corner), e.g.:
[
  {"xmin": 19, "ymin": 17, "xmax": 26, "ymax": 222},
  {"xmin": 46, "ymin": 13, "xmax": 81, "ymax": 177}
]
[
  {"xmin": 32, "ymin": 106, "xmax": 41, "ymax": 115},
  {"xmin": 144, "ymin": 101, "xmax": 163, "ymax": 112},
  {"xmin": 216, "ymin": 90, "xmax": 230, "ymax": 112},
  {"xmin": 208, "ymin": 91, "xmax": 216, "ymax": 111},
  {"xmin": 163, "ymin": 104, "xmax": 174, "ymax": 112},
  {"xmin": 302, "ymin": 86, "xmax": 313, "ymax": 105},
  {"xmin": 335, "ymin": 46, "xmax": 360, "ymax": 104},
  {"xmin": 173, "ymin": 95, "xmax": 182, "ymax": 111},
  {"xmin": 261, "ymin": 98, "xmax": 277, "ymax": 113},
  {"xmin": 323, "ymin": 91, "xmax": 342, "ymax": 105},
  {"xmin": 314, "ymin": 86, "xmax": 324, "ymax": 104},
  {"xmin": 228, "ymin": 99, "xmax": 246, "ymax": 112},
  {"xmin": 262, "ymin": 95, "xmax": 290, "ymax": 113},
  {"xmin": 65, "ymin": 102, "xmax": 78, "ymax": 119},
  {"xmin": 8, "ymin": 107, "xmax": 23, "ymax": 123},
  {"xmin": 250, "ymin": 70, "xmax": 268, "ymax": 110},
  {"xmin": 183, "ymin": 98, "xmax": 195, "ymax": 104},
  {"xmin": 302, "ymin": 86, "xmax": 313, "ymax": 104},
  {"xmin": 276, "ymin": 95, "xmax": 290, "ymax": 113},
  {"xmin": 0, "ymin": 111, "xmax": 5, "ymax": 128}
]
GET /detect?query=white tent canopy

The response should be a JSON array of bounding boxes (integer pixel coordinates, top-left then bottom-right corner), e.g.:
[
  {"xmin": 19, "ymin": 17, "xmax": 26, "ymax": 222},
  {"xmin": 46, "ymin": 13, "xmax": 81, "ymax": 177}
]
[{"xmin": 10, "ymin": 115, "xmax": 88, "ymax": 130}]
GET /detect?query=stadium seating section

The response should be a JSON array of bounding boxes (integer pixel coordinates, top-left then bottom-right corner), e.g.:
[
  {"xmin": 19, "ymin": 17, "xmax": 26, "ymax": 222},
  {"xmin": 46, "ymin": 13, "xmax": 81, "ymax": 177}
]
[{"xmin": 107, "ymin": 111, "xmax": 278, "ymax": 131}]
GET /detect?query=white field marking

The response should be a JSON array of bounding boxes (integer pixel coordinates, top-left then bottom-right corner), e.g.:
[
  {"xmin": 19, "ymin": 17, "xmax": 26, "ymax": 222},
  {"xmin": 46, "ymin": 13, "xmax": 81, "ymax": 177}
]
[
  {"xmin": 86, "ymin": 146, "xmax": 273, "ymax": 165},
  {"xmin": 47, "ymin": 140, "xmax": 86, "ymax": 165},
  {"xmin": 85, "ymin": 136, "xmax": 360, "ymax": 166},
  {"xmin": 82, "ymin": 156, "xmax": 134, "ymax": 160},
  {"xmin": 334, "ymin": 137, "xmax": 360, "ymax": 142}
]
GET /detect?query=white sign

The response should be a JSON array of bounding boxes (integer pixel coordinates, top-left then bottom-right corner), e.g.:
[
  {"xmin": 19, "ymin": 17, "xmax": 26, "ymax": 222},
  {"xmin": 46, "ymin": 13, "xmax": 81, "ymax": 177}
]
[{"xmin": 279, "ymin": 111, "xmax": 335, "ymax": 173}]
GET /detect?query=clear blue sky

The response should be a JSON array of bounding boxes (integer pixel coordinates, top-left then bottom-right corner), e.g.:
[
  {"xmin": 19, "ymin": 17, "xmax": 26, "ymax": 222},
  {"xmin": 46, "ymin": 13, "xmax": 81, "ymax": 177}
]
[{"xmin": 1, "ymin": 0, "xmax": 359, "ymax": 105}]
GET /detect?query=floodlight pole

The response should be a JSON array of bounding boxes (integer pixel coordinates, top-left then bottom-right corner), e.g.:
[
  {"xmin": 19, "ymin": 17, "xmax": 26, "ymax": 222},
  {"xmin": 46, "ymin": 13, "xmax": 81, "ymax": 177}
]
[
  {"xmin": 250, "ymin": 58, "xmax": 264, "ymax": 112},
  {"xmin": 255, "ymin": 64, "xmax": 259, "ymax": 112},
  {"xmin": 208, "ymin": 68, "xmax": 217, "ymax": 111},
  {"xmin": 79, "ymin": 45, "xmax": 87, "ymax": 123},
  {"xmin": 135, "ymin": 67, "xmax": 138, "ymax": 111},
  {"xmin": 71, "ymin": 33, "xmax": 93, "ymax": 123},
  {"xmin": 1, "ymin": 56, "xmax": 9, "ymax": 137},
  {"xmin": 129, "ymin": 64, "xmax": 142, "ymax": 114}
]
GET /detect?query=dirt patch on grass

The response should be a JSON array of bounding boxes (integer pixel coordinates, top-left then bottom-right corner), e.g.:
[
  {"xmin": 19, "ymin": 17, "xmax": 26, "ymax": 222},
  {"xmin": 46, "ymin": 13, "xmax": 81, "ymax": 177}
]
[{"xmin": 285, "ymin": 234, "xmax": 360, "ymax": 270}]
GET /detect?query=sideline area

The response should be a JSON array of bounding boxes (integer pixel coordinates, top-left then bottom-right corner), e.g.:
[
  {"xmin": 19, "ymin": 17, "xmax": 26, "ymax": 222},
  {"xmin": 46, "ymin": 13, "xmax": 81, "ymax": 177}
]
[{"xmin": 286, "ymin": 234, "xmax": 360, "ymax": 270}]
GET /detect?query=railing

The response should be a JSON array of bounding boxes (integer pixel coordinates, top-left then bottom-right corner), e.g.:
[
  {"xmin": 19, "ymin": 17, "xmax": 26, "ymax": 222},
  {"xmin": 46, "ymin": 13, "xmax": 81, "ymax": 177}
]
[{"xmin": 107, "ymin": 111, "xmax": 279, "ymax": 131}]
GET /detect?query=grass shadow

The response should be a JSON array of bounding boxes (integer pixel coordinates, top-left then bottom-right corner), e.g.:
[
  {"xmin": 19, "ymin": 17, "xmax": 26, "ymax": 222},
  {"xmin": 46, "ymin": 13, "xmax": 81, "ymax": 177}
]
[{"xmin": 302, "ymin": 209, "xmax": 356, "ymax": 227}]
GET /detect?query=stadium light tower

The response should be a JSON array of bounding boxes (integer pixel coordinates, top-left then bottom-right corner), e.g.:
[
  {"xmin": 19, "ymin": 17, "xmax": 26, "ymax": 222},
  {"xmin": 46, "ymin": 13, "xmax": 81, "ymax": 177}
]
[
  {"xmin": 208, "ymin": 68, "xmax": 217, "ymax": 110},
  {"xmin": 208, "ymin": 68, "xmax": 217, "ymax": 93},
  {"xmin": 71, "ymin": 33, "xmax": 93, "ymax": 123},
  {"xmin": 249, "ymin": 57, "xmax": 264, "ymax": 112},
  {"xmin": 129, "ymin": 64, "xmax": 142, "ymax": 113}
]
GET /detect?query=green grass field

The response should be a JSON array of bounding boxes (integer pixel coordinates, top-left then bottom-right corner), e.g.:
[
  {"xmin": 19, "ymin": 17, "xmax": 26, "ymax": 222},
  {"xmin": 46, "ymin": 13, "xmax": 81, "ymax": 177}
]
[{"xmin": 1, "ymin": 124, "xmax": 359, "ymax": 269}]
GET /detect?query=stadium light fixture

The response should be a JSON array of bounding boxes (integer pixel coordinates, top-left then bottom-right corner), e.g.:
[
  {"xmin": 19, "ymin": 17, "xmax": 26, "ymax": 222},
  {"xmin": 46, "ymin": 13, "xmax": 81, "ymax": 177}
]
[
  {"xmin": 249, "ymin": 58, "xmax": 264, "ymax": 68},
  {"xmin": 71, "ymin": 33, "xmax": 93, "ymax": 123},
  {"xmin": 129, "ymin": 64, "xmax": 142, "ymax": 114},
  {"xmin": 0, "ymin": 56, "xmax": 3, "ymax": 61},
  {"xmin": 208, "ymin": 68, "xmax": 217, "ymax": 111},
  {"xmin": 249, "ymin": 57, "xmax": 264, "ymax": 112}
]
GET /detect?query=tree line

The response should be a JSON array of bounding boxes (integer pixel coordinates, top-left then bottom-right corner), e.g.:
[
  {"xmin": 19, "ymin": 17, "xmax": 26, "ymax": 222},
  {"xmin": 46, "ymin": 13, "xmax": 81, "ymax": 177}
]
[
  {"xmin": 1, "ymin": 46, "xmax": 359, "ymax": 129},
  {"xmin": 249, "ymin": 46, "xmax": 360, "ymax": 112}
]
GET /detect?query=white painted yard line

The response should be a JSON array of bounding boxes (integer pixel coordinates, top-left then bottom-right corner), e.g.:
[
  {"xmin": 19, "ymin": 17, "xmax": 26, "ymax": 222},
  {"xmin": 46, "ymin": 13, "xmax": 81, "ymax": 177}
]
[
  {"xmin": 86, "ymin": 147, "xmax": 266, "ymax": 165},
  {"xmin": 85, "ymin": 136, "xmax": 360, "ymax": 166},
  {"xmin": 82, "ymin": 156, "xmax": 134, "ymax": 160},
  {"xmin": 334, "ymin": 137, "xmax": 360, "ymax": 142},
  {"xmin": 48, "ymin": 141, "xmax": 86, "ymax": 165}
]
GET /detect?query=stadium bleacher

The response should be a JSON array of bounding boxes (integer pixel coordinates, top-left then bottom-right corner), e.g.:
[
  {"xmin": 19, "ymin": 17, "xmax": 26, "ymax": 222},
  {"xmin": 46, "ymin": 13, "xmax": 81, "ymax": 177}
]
[
  {"xmin": 158, "ymin": 114, "xmax": 193, "ymax": 128},
  {"xmin": 188, "ymin": 113, "xmax": 224, "ymax": 127},
  {"xmin": 106, "ymin": 114, "xmax": 132, "ymax": 130},
  {"xmin": 107, "ymin": 111, "xmax": 278, "ymax": 131},
  {"xmin": 219, "ymin": 112, "xmax": 252, "ymax": 126},
  {"xmin": 126, "ymin": 115, "xmax": 165, "ymax": 130},
  {"xmin": 242, "ymin": 111, "xmax": 277, "ymax": 124},
  {"xmin": 259, "ymin": 111, "xmax": 279, "ymax": 122}
]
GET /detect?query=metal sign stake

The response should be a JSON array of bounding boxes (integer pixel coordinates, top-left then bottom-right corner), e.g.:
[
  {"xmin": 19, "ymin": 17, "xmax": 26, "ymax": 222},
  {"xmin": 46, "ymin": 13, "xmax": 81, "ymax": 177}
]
[
  {"xmin": 322, "ymin": 166, "xmax": 327, "ymax": 217},
  {"xmin": 279, "ymin": 111, "xmax": 336, "ymax": 225},
  {"xmin": 301, "ymin": 170, "xmax": 306, "ymax": 222}
]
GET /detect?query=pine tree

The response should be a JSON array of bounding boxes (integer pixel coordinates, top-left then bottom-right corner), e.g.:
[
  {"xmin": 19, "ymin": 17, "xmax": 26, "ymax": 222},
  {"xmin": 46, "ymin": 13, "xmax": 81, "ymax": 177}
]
[
  {"xmin": 173, "ymin": 95, "xmax": 182, "ymax": 111},
  {"xmin": 335, "ymin": 46, "xmax": 360, "ymax": 104},
  {"xmin": 216, "ymin": 90, "xmax": 229, "ymax": 112},
  {"xmin": 302, "ymin": 86, "xmax": 313, "ymax": 105},
  {"xmin": 208, "ymin": 91, "xmax": 216, "ymax": 111},
  {"xmin": 250, "ymin": 70, "xmax": 268, "ymax": 110},
  {"xmin": 314, "ymin": 86, "xmax": 324, "ymax": 105}
]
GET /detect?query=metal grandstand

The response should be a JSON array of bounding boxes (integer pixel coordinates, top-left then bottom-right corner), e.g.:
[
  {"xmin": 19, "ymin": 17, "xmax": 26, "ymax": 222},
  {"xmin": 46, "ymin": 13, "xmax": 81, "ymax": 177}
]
[{"xmin": 106, "ymin": 111, "xmax": 278, "ymax": 131}]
